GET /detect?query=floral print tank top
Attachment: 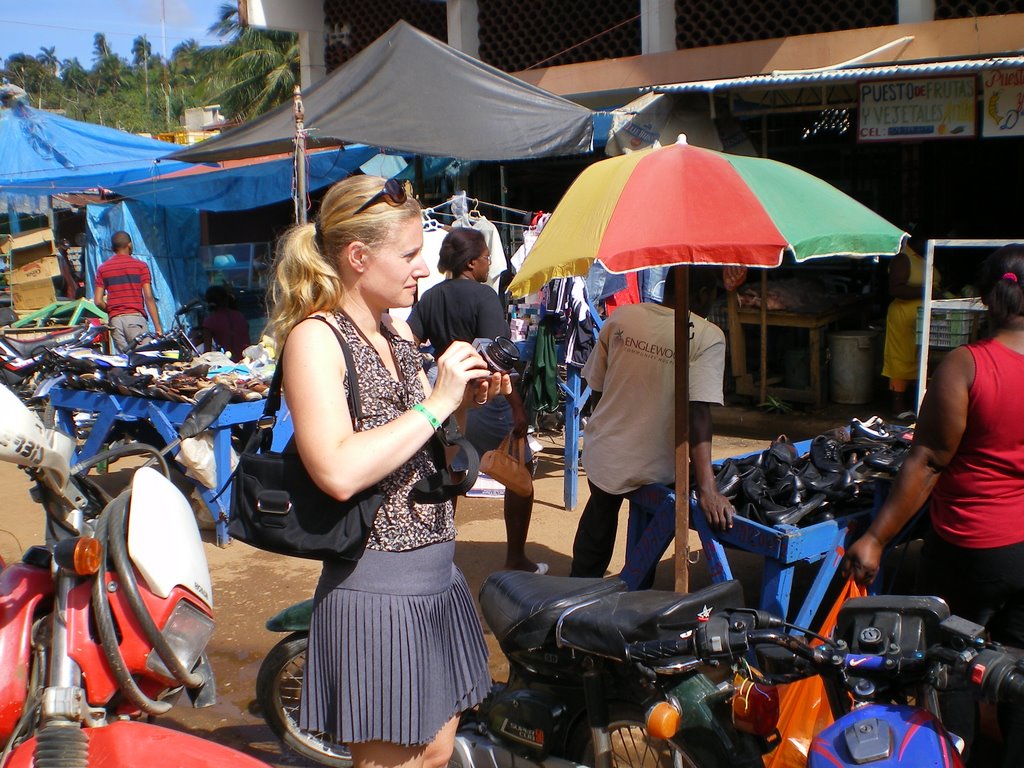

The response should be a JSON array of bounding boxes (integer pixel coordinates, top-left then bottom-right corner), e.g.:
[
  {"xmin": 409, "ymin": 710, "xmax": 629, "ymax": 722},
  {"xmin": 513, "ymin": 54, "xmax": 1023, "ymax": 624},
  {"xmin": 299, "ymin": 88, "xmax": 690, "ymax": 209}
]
[{"xmin": 333, "ymin": 312, "xmax": 455, "ymax": 551}]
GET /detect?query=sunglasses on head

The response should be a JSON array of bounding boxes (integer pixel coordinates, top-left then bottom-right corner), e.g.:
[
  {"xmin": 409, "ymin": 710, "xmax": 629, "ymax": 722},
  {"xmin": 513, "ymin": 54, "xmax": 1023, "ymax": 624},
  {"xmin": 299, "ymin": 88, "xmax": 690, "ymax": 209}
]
[{"xmin": 354, "ymin": 178, "xmax": 408, "ymax": 215}]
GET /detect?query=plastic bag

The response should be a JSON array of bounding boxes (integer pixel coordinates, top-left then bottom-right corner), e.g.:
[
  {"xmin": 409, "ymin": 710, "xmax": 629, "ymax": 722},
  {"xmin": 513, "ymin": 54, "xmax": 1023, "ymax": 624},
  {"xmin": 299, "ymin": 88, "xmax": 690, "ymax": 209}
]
[
  {"xmin": 178, "ymin": 432, "xmax": 237, "ymax": 489},
  {"xmin": 763, "ymin": 576, "xmax": 867, "ymax": 768}
]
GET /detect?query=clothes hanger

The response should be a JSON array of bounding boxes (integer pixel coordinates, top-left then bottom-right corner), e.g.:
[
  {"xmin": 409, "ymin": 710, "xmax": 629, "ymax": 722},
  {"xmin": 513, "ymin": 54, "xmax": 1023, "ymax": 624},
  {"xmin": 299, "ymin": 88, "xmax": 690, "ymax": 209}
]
[{"xmin": 421, "ymin": 209, "xmax": 443, "ymax": 232}]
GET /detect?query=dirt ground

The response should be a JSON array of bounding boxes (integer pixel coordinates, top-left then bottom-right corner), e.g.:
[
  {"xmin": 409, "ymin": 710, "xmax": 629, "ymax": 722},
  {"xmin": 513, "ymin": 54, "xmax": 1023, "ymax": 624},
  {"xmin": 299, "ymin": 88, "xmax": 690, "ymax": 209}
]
[{"xmin": 0, "ymin": 429, "xmax": 767, "ymax": 766}]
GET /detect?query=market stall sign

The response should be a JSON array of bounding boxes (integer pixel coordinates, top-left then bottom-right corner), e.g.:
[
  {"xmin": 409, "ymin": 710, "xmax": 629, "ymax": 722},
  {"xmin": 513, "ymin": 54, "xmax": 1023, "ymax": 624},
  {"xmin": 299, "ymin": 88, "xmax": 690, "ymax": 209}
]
[
  {"xmin": 857, "ymin": 76, "xmax": 975, "ymax": 142},
  {"xmin": 982, "ymin": 69, "xmax": 1024, "ymax": 138}
]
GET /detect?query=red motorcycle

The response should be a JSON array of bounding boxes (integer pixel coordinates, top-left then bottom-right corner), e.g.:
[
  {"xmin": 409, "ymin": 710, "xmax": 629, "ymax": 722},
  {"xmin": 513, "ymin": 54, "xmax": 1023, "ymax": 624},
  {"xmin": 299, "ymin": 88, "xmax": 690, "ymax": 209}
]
[{"xmin": 0, "ymin": 382, "xmax": 270, "ymax": 768}]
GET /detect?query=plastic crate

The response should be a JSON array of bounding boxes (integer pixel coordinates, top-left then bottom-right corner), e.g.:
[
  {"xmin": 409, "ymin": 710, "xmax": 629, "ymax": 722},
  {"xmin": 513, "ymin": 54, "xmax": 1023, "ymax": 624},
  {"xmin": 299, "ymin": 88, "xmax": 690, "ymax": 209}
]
[{"xmin": 916, "ymin": 298, "xmax": 985, "ymax": 349}]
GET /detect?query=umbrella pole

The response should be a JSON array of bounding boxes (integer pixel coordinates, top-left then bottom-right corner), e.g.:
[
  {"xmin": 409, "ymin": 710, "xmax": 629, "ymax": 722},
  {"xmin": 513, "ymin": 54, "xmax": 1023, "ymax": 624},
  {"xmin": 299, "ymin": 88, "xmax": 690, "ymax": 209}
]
[
  {"xmin": 292, "ymin": 86, "xmax": 308, "ymax": 225},
  {"xmin": 674, "ymin": 267, "xmax": 691, "ymax": 593},
  {"xmin": 759, "ymin": 269, "xmax": 768, "ymax": 405}
]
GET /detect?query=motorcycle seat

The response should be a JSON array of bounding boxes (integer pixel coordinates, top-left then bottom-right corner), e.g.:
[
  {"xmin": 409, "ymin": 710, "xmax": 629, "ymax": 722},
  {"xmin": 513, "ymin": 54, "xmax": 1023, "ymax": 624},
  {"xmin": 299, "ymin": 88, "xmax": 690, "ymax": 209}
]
[
  {"xmin": 479, "ymin": 571, "xmax": 627, "ymax": 651},
  {"xmin": 556, "ymin": 579, "xmax": 745, "ymax": 661},
  {"xmin": 0, "ymin": 331, "xmax": 76, "ymax": 357}
]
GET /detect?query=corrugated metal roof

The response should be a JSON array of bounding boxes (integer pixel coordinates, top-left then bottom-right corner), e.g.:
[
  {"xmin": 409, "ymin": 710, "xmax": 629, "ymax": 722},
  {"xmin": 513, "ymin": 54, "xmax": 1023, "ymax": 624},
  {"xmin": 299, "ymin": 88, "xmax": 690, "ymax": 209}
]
[{"xmin": 652, "ymin": 56, "xmax": 1024, "ymax": 94}]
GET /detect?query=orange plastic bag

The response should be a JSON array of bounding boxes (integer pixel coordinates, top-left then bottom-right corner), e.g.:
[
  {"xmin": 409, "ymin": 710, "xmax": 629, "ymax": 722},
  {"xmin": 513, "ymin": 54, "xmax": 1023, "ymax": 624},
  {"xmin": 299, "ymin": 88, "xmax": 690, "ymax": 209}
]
[{"xmin": 762, "ymin": 577, "xmax": 867, "ymax": 768}]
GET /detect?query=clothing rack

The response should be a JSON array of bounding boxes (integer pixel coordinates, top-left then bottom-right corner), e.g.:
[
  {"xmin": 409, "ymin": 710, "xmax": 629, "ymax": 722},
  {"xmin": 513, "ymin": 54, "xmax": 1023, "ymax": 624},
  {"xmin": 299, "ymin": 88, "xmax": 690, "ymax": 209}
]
[
  {"xmin": 422, "ymin": 208, "xmax": 533, "ymax": 229},
  {"xmin": 426, "ymin": 192, "xmax": 530, "ymax": 217}
]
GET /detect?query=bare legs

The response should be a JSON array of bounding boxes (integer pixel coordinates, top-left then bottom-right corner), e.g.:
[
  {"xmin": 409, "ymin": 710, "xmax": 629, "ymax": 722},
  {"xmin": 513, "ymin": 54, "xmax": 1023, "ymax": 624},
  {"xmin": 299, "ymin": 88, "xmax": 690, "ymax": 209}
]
[{"xmin": 349, "ymin": 714, "xmax": 459, "ymax": 768}]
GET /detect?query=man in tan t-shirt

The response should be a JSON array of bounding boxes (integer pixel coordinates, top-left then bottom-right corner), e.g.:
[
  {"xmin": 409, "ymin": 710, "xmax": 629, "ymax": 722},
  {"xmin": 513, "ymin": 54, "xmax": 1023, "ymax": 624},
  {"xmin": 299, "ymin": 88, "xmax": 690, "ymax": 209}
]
[{"xmin": 571, "ymin": 267, "xmax": 733, "ymax": 583}]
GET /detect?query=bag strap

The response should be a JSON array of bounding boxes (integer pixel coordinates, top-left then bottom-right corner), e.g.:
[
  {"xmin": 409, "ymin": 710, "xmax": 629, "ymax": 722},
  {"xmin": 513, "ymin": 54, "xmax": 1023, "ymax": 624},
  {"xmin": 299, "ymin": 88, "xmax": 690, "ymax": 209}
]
[
  {"xmin": 247, "ymin": 315, "xmax": 362, "ymax": 451},
  {"xmin": 215, "ymin": 316, "xmax": 362, "ymax": 503},
  {"xmin": 512, "ymin": 433, "xmax": 526, "ymax": 463},
  {"xmin": 412, "ymin": 420, "xmax": 479, "ymax": 503}
]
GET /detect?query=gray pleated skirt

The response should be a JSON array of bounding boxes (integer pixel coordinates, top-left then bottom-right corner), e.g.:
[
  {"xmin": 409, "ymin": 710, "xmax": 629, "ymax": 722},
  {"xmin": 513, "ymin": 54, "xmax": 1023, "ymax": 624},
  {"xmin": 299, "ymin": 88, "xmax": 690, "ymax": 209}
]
[{"xmin": 299, "ymin": 540, "xmax": 491, "ymax": 746}]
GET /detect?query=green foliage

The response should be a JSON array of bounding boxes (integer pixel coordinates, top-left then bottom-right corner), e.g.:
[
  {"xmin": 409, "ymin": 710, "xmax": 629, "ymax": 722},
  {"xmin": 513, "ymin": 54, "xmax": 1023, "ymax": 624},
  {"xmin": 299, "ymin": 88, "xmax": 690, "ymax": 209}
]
[
  {"xmin": 757, "ymin": 395, "xmax": 795, "ymax": 414},
  {"xmin": 0, "ymin": 3, "xmax": 298, "ymax": 134}
]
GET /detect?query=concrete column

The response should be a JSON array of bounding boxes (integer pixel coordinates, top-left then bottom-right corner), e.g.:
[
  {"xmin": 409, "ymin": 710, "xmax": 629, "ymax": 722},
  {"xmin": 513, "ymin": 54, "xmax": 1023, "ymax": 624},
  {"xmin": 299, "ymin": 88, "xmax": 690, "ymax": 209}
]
[
  {"xmin": 641, "ymin": 0, "xmax": 676, "ymax": 54},
  {"xmin": 299, "ymin": 31, "xmax": 326, "ymax": 88},
  {"xmin": 897, "ymin": 0, "xmax": 936, "ymax": 23},
  {"xmin": 447, "ymin": 0, "xmax": 480, "ymax": 58}
]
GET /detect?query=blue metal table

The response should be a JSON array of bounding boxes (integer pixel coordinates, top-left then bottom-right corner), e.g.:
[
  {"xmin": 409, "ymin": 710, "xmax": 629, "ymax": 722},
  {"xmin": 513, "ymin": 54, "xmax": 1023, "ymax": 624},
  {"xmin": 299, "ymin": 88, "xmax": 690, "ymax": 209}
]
[
  {"xmin": 48, "ymin": 386, "xmax": 265, "ymax": 546},
  {"xmin": 620, "ymin": 441, "xmax": 880, "ymax": 631}
]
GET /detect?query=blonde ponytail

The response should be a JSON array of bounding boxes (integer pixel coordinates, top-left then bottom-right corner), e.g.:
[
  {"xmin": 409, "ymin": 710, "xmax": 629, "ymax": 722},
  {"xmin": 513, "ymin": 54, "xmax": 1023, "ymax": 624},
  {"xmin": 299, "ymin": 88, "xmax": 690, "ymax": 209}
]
[{"xmin": 265, "ymin": 176, "xmax": 420, "ymax": 350}]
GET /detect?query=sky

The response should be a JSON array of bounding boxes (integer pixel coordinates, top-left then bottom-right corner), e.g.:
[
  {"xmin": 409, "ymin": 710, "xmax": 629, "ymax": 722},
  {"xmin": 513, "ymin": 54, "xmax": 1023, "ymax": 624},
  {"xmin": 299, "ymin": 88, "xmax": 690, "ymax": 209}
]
[{"xmin": 0, "ymin": 0, "xmax": 228, "ymax": 67}]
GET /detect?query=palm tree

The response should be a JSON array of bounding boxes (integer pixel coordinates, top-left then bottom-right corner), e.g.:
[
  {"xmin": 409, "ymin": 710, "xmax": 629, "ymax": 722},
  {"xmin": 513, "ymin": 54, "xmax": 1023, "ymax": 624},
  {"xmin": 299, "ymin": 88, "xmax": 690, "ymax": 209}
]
[
  {"xmin": 93, "ymin": 33, "xmax": 111, "ymax": 63},
  {"xmin": 37, "ymin": 46, "xmax": 59, "ymax": 77},
  {"xmin": 131, "ymin": 36, "xmax": 152, "ymax": 114},
  {"xmin": 203, "ymin": 3, "xmax": 299, "ymax": 122}
]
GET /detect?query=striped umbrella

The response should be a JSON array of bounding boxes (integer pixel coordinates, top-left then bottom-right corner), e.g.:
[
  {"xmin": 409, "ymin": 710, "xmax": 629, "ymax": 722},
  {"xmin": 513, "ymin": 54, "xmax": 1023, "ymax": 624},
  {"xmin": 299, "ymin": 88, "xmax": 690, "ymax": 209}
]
[
  {"xmin": 509, "ymin": 137, "xmax": 905, "ymax": 297},
  {"xmin": 509, "ymin": 137, "xmax": 905, "ymax": 593}
]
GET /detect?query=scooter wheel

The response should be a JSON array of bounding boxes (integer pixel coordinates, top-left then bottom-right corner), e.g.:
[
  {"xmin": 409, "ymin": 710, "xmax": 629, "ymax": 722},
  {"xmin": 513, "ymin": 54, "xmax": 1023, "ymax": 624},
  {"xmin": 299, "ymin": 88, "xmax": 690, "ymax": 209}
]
[{"xmin": 255, "ymin": 632, "xmax": 352, "ymax": 767}]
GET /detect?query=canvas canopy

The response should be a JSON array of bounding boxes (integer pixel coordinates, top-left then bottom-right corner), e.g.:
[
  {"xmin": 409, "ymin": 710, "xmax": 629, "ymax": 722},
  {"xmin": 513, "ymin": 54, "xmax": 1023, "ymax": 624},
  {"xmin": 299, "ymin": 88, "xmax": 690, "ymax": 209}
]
[
  {"xmin": 0, "ymin": 98, "xmax": 186, "ymax": 195},
  {"xmin": 109, "ymin": 146, "xmax": 379, "ymax": 211},
  {"xmin": 170, "ymin": 20, "xmax": 595, "ymax": 163}
]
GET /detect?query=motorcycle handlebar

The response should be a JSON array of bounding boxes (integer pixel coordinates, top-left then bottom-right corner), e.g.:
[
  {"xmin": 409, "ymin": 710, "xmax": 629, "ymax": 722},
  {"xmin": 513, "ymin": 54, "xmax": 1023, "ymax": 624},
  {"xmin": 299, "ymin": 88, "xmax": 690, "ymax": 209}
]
[
  {"xmin": 625, "ymin": 609, "xmax": 791, "ymax": 666},
  {"xmin": 176, "ymin": 298, "xmax": 204, "ymax": 316},
  {"xmin": 626, "ymin": 607, "xmax": 1024, "ymax": 708}
]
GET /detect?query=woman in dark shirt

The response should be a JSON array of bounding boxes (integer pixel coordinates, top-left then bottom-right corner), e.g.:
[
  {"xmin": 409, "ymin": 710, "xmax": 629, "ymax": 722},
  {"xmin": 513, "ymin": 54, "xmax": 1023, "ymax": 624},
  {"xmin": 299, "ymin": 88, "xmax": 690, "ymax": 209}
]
[{"xmin": 409, "ymin": 228, "xmax": 546, "ymax": 574}]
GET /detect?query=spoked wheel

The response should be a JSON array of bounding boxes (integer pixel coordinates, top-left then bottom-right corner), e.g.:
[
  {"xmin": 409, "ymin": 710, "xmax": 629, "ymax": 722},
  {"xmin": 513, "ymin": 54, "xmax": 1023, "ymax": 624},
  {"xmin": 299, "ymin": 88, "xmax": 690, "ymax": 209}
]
[
  {"xmin": 255, "ymin": 632, "xmax": 352, "ymax": 768},
  {"xmin": 570, "ymin": 705, "xmax": 721, "ymax": 768}
]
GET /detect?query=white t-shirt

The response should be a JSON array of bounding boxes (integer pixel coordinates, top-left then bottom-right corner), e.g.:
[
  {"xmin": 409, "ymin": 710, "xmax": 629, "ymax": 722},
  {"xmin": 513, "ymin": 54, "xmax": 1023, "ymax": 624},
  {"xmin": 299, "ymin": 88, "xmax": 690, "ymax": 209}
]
[
  {"xmin": 581, "ymin": 304, "xmax": 725, "ymax": 495},
  {"xmin": 416, "ymin": 226, "xmax": 450, "ymax": 297}
]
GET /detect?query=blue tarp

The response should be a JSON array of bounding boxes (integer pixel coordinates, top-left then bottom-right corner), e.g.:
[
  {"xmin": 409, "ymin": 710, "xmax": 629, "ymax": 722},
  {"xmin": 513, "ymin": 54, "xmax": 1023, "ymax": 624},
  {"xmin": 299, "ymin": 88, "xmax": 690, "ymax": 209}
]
[
  {"xmin": 109, "ymin": 146, "xmax": 379, "ymax": 212},
  {"xmin": 85, "ymin": 202, "xmax": 203, "ymax": 332},
  {"xmin": 0, "ymin": 100, "xmax": 187, "ymax": 195}
]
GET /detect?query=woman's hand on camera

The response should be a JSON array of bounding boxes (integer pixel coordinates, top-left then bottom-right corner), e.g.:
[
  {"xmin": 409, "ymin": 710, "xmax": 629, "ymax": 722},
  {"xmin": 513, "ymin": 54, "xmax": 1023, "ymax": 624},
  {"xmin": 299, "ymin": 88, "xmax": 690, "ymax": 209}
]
[
  {"xmin": 470, "ymin": 371, "xmax": 513, "ymax": 408},
  {"xmin": 427, "ymin": 341, "xmax": 491, "ymax": 419}
]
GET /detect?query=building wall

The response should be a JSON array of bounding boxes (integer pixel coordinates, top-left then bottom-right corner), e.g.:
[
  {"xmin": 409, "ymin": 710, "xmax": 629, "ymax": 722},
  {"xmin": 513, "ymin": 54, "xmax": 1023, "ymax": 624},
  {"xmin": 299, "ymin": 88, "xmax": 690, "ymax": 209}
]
[{"xmin": 673, "ymin": 0, "xmax": 897, "ymax": 49}]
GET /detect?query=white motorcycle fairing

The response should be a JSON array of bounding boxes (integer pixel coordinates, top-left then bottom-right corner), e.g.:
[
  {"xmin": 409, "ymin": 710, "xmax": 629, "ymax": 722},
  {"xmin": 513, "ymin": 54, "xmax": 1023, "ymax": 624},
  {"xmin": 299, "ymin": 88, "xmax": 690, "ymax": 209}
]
[{"xmin": 127, "ymin": 467, "xmax": 214, "ymax": 610}]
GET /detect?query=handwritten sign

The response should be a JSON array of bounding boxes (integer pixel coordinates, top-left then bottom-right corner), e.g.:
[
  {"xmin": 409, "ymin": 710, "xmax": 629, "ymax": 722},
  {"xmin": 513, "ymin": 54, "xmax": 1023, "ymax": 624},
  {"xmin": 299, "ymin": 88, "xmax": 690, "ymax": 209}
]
[
  {"xmin": 857, "ymin": 77, "xmax": 975, "ymax": 142},
  {"xmin": 982, "ymin": 69, "xmax": 1024, "ymax": 138}
]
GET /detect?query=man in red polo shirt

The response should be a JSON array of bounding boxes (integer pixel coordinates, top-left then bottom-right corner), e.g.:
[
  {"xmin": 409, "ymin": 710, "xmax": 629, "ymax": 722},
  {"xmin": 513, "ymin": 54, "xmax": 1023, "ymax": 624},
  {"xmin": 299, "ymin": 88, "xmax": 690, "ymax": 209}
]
[{"xmin": 94, "ymin": 231, "xmax": 163, "ymax": 351}]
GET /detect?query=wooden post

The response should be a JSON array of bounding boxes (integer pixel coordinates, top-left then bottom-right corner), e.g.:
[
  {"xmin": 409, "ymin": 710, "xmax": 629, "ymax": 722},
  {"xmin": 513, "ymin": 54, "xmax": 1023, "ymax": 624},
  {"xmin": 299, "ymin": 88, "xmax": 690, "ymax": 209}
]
[
  {"xmin": 674, "ymin": 267, "xmax": 691, "ymax": 593},
  {"xmin": 292, "ymin": 86, "xmax": 308, "ymax": 225}
]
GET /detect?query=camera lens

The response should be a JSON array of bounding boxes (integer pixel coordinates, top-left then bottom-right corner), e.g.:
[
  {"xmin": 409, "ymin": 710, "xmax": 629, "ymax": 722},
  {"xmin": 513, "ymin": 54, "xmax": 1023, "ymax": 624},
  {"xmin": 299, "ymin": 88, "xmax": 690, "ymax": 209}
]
[{"xmin": 479, "ymin": 337, "xmax": 520, "ymax": 373}]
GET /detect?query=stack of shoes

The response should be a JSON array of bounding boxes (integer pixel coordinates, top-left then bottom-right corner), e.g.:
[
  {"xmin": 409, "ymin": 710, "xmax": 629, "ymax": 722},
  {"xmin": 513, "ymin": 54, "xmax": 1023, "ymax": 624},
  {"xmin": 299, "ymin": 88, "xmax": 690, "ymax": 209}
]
[
  {"xmin": 60, "ymin": 358, "xmax": 271, "ymax": 403},
  {"xmin": 714, "ymin": 417, "xmax": 915, "ymax": 530}
]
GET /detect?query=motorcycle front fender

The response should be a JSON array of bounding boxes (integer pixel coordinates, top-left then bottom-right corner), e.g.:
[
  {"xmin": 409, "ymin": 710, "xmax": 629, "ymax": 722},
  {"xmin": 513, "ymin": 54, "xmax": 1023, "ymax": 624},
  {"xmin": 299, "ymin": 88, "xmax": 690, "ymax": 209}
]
[
  {"xmin": 0, "ymin": 561, "xmax": 53, "ymax": 743},
  {"xmin": 5, "ymin": 720, "xmax": 274, "ymax": 768},
  {"xmin": 266, "ymin": 598, "xmax": 314, "ymax": 632}
]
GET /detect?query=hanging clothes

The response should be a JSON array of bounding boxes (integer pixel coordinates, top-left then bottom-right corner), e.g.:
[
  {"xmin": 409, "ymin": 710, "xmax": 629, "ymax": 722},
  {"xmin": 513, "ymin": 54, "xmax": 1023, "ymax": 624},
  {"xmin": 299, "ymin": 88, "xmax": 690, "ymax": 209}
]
[
  {"xmin": 530, "ymin": 316, "xmax": 560, "ymax": 413},
  {"xmin": 417, "ymin": 220, "xmax": 450, "ymax": 297},
  {"xmin": 602, "ymin": 271, "xmax": 641, "ymax": 316},
  {"xmin": 510, "ymin": 213, "xmax": 550, "ymax": 273},
  {"xmin": 565, "ymin": 277, "xmax": 597, "ymax": 367}
]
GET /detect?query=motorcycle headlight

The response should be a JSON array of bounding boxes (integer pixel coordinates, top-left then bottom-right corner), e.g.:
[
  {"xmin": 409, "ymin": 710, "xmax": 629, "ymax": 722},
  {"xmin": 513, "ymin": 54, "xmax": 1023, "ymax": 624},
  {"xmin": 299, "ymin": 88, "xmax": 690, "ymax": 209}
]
[{"xmin": 146, "ymin": 600, "xmax": 215, "ymax": 681}]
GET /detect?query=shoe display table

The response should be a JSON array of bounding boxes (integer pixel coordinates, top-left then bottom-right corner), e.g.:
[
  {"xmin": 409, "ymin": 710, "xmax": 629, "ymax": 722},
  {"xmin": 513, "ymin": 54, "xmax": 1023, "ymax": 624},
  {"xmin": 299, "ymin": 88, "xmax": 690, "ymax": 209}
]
[
  {"xmin": 48, "ymin": 386, "xmax": 265, "ymax": 546},
  {"xmin": 622, "ymin": 439, "xmax": 878, "ymax": 630}
]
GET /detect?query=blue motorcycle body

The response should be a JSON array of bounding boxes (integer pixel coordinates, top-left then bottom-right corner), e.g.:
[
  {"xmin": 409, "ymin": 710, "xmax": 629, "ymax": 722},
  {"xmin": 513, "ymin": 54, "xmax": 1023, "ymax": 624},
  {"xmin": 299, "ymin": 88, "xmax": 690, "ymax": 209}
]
[{"xmin": 808, "ymin": 702, "xmax": 963, "ymax": 768}]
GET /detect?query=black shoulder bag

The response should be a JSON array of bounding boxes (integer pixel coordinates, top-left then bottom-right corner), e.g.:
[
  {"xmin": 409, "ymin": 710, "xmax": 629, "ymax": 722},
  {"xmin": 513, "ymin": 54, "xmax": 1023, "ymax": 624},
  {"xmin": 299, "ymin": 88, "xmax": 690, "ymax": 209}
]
[{"xmin": 227, "ymin": 317, "xmax": 478, "ymax": 561}]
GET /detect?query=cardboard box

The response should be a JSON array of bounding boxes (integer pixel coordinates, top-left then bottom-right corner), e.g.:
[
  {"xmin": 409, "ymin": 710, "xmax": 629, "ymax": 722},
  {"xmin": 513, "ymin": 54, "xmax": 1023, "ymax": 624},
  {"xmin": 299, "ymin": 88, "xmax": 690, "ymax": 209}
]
[
  {"xmin": 11, "ymin": 280, "xmax": 57, "ymax": 311},
  {"xmin": 2, "ymin": 228, "xmax": 59, "ymax": 310},
  {"xmin": 1, "ymin": 227, "xmax": 56, "ymax": 259}
]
